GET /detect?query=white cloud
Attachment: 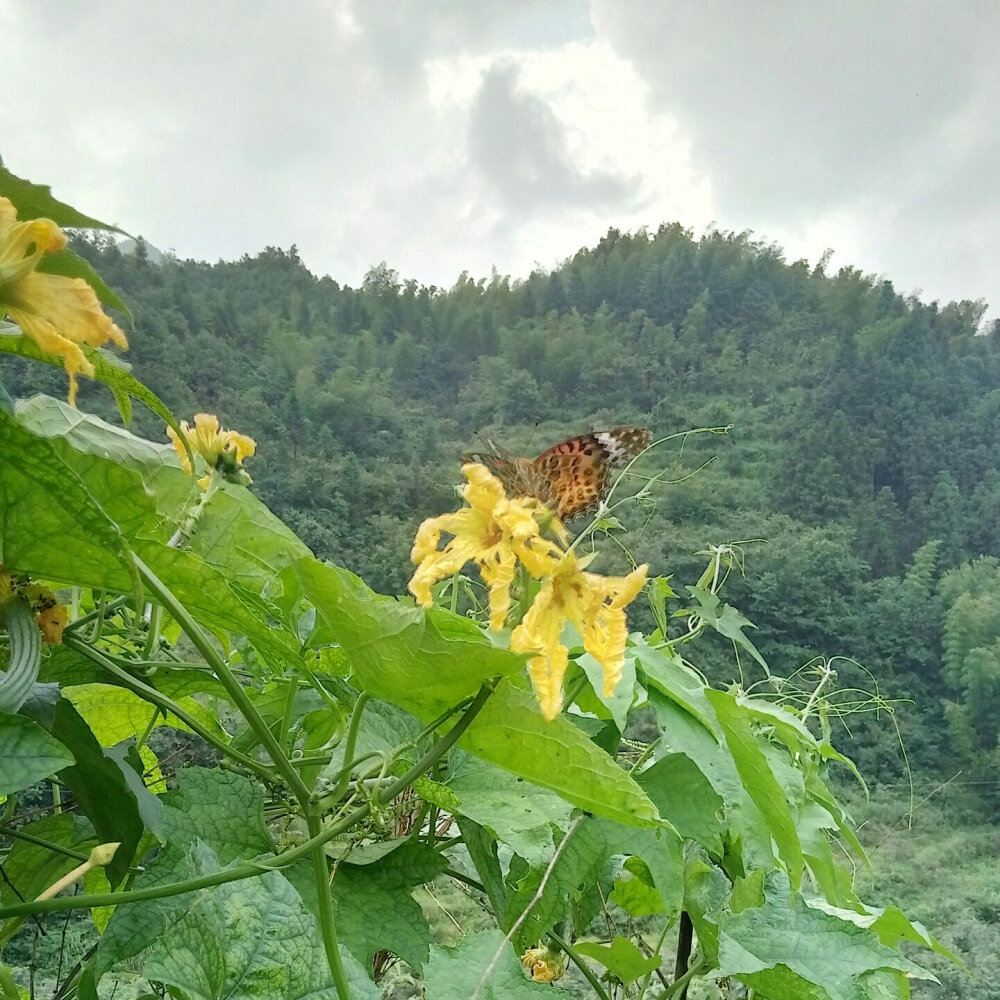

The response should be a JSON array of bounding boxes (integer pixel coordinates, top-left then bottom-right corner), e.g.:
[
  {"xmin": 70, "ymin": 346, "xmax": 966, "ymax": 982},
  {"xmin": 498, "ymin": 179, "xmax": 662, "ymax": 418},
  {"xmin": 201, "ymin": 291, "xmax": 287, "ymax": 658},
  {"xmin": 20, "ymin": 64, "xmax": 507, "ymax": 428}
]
[{"xmin": 0, "ymin": 0, "xmax": 995, "ymax": 316}]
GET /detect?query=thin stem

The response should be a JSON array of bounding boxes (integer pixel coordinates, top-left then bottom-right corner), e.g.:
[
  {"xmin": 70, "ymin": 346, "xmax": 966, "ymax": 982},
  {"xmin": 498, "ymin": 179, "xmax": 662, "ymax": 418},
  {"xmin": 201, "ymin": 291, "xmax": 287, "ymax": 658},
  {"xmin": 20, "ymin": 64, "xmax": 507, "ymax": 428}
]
[
  {"xmin": 64, "ymin": 635, "xmax": 273, "ymax": 780},
  {"xmin": 306, "ymin": 810, "xmax": 350, "ymax": 1000},
  {"xmin": 0, "ymin": 827, "xmax": 104, "ymax": 868},
  {"xmin": 280, "ymin": 677, "xmax": 299, "ymax": 753},
  {"xmin": 133, "ymin": 555, "xmax": 311, "ymax": 804},
  {"xmin": 141, "ymin": 602, "xmax": 163, "ymax": 659},
  {"xmin": 327, "ymin": 692, "xmax": 369, "ymax": 803},
  {"xmin": 0, "ymin": 680, "xmax": 497, "ymax": 921},
  {"xmin": 547, "ymin": 929, "xmax": 611, "ymax": 1000},
  {"xmin": 656, "ymin": 956, "xmax": 706, "ymax": 1000},
  {"xmin": 472, "ymin": 814, "xmax": 586, "ymax": 1000}
]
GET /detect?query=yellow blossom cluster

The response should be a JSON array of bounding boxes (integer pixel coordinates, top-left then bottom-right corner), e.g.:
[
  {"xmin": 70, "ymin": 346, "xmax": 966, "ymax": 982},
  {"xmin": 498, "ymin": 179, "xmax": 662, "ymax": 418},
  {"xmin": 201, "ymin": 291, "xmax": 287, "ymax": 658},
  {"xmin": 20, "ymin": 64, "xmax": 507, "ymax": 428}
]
[
  {"xmin": 0, "ymin": 196, "xmax": 128, "ymax": 405},
  {"xmin": 520, "ymin": 946, "xmax": 567, "ymax": 982},
  {"xmin": 408, "ymin": 463, "xmax": 647, "ymax": 720},
  {"xmin": 0, "ymin": 568, "xmax": 69, "ymax": 644},
  {"xmin": 167, "ymin": 413, "xmax": 256, "ymax": 489}
]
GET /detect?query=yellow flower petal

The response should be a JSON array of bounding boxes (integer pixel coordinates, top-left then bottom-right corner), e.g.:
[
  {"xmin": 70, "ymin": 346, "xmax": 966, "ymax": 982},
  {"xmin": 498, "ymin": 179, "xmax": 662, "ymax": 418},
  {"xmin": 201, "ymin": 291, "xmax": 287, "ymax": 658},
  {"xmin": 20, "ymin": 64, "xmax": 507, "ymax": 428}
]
[
  {"xmin": 166, "ymin": 413, "xmax": 256, "ymax": 487},
  {"xmin": 0, "ymin": 198, "xmax": 126, "ymax": 404},
  {"xmin": 407, "ymin": 463, "xmax": 563, "ymax": 627}
]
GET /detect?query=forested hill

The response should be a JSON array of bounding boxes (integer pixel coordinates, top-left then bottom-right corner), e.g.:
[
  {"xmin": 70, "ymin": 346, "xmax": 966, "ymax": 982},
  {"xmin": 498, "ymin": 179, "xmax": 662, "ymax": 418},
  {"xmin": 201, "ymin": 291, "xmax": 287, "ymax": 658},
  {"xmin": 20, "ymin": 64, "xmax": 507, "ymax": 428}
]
[{"xmin": 6, "ymin": 224, "xmax": 1000, "ymax": 783}]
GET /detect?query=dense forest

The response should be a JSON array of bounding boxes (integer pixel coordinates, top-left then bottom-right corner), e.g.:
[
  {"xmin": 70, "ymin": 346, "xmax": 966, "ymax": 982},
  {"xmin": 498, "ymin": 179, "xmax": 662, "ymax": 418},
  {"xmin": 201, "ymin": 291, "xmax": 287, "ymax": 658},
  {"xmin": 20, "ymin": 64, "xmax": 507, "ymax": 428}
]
[{"xmin": 4, "ymin": 223, "xmax": 999, "ymax": 795}]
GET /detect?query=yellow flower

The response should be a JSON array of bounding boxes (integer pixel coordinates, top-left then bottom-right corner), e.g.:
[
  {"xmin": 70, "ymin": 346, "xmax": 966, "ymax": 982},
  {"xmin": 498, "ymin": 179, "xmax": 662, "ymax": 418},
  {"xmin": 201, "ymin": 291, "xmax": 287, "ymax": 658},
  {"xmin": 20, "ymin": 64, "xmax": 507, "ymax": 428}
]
[
  {"xmin": 167, "ymin": 413, "xmax": 257, "ymax": 488},
  {"xmin": 36, "ymin": 604, "xmax": 68, "ymax": 644},
  {"xmin": 512, "ymin": 553, "xmax": 648, "ymax": 720},
  {"xmin": 520, "ymin": 946, "xmax": 566, "ymax": 982},
  {"xmin": 408, "ymin": 463, "xmax": 564, "ymax": 629},
  {"xmin": 0, "ymin": 196, "xmax": 128, "ymax": 405}
]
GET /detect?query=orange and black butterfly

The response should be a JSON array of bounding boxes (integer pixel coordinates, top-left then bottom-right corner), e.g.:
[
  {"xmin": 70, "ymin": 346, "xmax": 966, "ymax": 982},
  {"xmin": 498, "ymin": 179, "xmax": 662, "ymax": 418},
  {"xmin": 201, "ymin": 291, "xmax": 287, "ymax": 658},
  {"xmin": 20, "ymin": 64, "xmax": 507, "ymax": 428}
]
[{"xmin": 465, "ymin": 427, "xmax": 652, "ymax": 521}]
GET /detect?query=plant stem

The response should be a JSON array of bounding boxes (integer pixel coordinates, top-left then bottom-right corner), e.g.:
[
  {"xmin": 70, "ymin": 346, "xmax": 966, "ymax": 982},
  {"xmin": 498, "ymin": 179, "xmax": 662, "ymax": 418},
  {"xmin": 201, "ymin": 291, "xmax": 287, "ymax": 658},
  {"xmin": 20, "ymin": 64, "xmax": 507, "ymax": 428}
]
[
  {"xmin": 64, "ymin": 634, "xmax": 273, "ymax": 780},
  {"xmin": 326, "ymin": 692, "xmax": 369, "ymax": 803},
  {"xmin": 280, "ymin": 675, "xmax": 299, "ymax": 753},
  {"xmin": 548, "ymin": 929, "xmax": 611, "ymax": 1000},
  {"xmin": 307, "ymin": 810, "xmax": 351, "ymax": 1000},
  {"xmin": 0, "ymin": 680, "xmax": 497, "ymax": 921},
  {"xmin": 672, "ymin": 912, "xmax": 693, "ymax": 999},
  {"xmin": 133, "ymin": 555, "xmax": 311, "ymax": 804}
]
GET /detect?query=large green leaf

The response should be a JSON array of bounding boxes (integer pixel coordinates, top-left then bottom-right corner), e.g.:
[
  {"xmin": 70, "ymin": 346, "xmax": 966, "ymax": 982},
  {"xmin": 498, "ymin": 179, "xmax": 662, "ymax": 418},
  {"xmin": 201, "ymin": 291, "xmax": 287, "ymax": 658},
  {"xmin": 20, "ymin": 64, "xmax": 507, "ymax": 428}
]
[
  {"xmin": 574, "ymin": 937, "xmax": 660, "ymax": 985},
  {"xmin": 325, "ymin": 841, "xmax": 446, "ymax": 972},
  {"xmin": 15, "ymin": 395, "xmax": 309, "ymax": 592},
  {"xmin": 460, "ymin": 680, "xmax": 659, "ymax": 828},
  {"xmin": 1, "ymin": 338, "xmax": 184, "ymax": 451},
  {"xmin": 0, "ymin": 408, "xmax": 138, "ymax": 593},
  {"xmin": 96, "ymin": 768, "xmax": 274, "ymax": 975},
  {"xmin": 0, "ymin": 711, "xmax": 74, "ymax": 795},
  {"xmin": 636, "ymin": 753, "xmax": 725, "ymax": 855},
  {"xmin": 629, "ymin": 638, "xmax": 718, "ymax": 736},
  {"xmin": 715, "ymin": 873, "xmax": 934, "ymax": 1000},
  {"xmin": 424, "ymin": 930, "xmax": 574, "ymax": 999},
  {"xmin": 282, "ymin": 558, "xmax": 526, "ymax": 718},
  {"xmin": 705, "ymin": 688, "xmax": 803, "ymax": 888},
  {"xmin": 135, "ymin": 841, "xmax": 374, "ymax": 1000},
  {"xmin": 0, "ymin": 165, "xmax": 124, "ymax": 232},
  {"xmin": 0, "ymin": 408, "xmax": 302, "ymax": 666},
  {"xmin": 49, "ymin": 699, "xmax": 144, "ymax": 887},
  {"xmin": 447, "ymin": 751, "xmax": 573, "ymax": 865}
]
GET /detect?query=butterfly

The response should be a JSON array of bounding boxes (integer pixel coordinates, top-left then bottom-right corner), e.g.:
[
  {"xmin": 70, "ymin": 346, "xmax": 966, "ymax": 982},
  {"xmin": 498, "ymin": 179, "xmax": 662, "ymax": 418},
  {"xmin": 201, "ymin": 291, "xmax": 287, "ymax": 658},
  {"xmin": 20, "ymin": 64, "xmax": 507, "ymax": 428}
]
[{"xmin": 465, "ymin": 427, "xmax": 652, "ymax": 521}]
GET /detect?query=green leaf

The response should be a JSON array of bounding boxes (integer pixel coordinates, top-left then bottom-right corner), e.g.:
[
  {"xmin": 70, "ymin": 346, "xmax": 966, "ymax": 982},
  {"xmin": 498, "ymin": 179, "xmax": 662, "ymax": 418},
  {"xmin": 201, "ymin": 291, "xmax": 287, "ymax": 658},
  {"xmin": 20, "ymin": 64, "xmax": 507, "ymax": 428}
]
[
  {"xmin": 14, "ymin": 396, "xmax": 308, "ymax": 593},
  {"xmin": 159, "ymin": 768, "xmax": 274, "ymax": 864},
  {"xmin": 688, "ymin": 586, "xmax": 770, "ymax": 675},
  {"xmin": 64, "ymin": 683, "xmax": 223, "ymax": 745},
  {"xmin": 592, "ymin": 816, "xmax": 683, "ymax": 922},
  {"xmin": 457, "ymin": 817, "xmax": 507, "ymax": 918},
  {"xmin": 705, "ymin": 688, "xmax": 804, "ymax": 888},
  {"xmin": 716, "ymin": 873, "xmax": 935, "ymax": 1000},
  {"xmin": 327, "ymin": 842, "xmax": 447, "ymax": 972},
  {"xmin": 96, "ymin": 768, "xmax": 274, "ymax": 975},
  {"xmin": 609, "ymin": 868, "xmax": 663, "ymax": 917},
  {"xmin": 3, "ymin": 345, "xmax": 186, "ymax": 463},
  {"xmin": 0, "ymin": 408, "xmax": 139, "ymax": 596},
  {"xmin": 447, "ymin": 750, "xmax": 573, "ymax": 865},
  {"xmin": 0, "ymin": 813, "xmax": 97, "ymax": 910},
  {"xmin": 575, "ymin": 649, "xmax": 636, "ymax": 731},
  {"xmin": 682, "ymin": 857, "xmax": 731, "ymax": 967},
  {"xmin": 49, "ymin": 699, "xmax": 144, "ymax": 887},
  {"xmin": 636, "ymin": 753, "xmax": 725, "ymax": 855},
  {"xmin": 282, "ymin": 558, "xmax": 526, "ymax": 718},
  {"xmin": 0, "ymin": 407, "xmax": 302, "ymax": 667},
  {"xmin": 424, "ymin": 929, "xmax": 574, "ymax": 999},
  {"xmin": 504, "ymin": 818, "xmax": 609, "ymax": 948},
  {"xmin": 804, "ymin": 898, "xmax": 962, "ymax": 966},
  {"xmin": 629, "ymin": 638, "xmax": 718, "ymax": 736},
  {"xmin": 460, "ymin": 679, "xmax": 659, "ymax": 828},
  {"xmin": 574, "ymin": 936, "xmax": 660, "ymax": 984},
  {"xmin": 139, "ymin": 844, "xmax": 372, "ymax": 1000},
  {"xmin": 0, "ymin": 165, "xmax": 125, "ymax": 232},
  {"xmin": 0, "ymin": 711, "xmax": 74, "ymax": 795}
]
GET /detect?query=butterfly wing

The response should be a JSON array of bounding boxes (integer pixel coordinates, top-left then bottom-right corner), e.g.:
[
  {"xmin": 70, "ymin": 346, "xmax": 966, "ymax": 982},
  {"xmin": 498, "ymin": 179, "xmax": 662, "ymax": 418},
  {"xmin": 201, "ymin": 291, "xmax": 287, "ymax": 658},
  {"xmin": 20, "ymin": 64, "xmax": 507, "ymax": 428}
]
[
  {"xmin": 532, "ymin": 427, "xmax": 652, "ymax": 520},
  {"xmin": 461, "ymin": 439, "xmax": 521, "ymax": 494}
]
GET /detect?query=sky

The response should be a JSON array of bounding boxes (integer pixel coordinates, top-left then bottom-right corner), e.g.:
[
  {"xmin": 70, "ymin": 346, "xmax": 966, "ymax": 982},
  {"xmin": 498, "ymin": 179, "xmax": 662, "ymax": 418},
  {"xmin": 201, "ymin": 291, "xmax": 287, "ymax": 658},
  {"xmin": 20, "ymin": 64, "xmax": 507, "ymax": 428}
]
[{"xmin": 2, "ymin": 1, "xmax": 998, "ymax": 319}]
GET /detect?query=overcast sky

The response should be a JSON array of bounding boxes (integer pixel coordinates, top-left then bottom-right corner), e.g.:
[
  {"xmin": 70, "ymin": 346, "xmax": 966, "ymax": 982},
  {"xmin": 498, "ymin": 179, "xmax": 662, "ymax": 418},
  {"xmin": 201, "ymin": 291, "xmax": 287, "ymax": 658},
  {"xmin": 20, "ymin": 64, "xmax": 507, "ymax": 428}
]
[{"xmin": 2, "ymin": 1, "xmax": 997, "ymax": 320}]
